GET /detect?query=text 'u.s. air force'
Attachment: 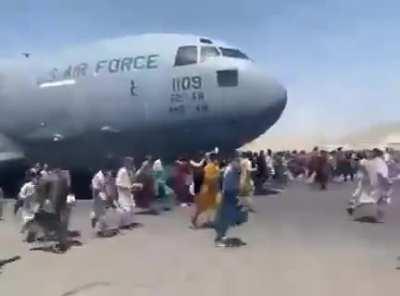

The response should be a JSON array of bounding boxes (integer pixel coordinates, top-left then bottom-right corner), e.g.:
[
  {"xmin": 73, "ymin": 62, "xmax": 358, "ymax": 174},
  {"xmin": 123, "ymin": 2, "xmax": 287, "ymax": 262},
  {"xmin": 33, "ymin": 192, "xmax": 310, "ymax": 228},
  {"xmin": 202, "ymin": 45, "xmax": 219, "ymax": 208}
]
[{"xmin": 40, "ymin": 54, "xmax": 159, "ymax": 84}]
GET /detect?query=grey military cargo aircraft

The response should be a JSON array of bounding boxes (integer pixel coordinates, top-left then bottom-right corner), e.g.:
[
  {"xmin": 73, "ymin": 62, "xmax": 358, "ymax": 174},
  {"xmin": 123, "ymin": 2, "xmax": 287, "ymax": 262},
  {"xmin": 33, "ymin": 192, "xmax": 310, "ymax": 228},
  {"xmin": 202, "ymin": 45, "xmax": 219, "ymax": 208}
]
[{"xmin": 0, "ymin": 33, "xmax": 287, "ymax": 169}]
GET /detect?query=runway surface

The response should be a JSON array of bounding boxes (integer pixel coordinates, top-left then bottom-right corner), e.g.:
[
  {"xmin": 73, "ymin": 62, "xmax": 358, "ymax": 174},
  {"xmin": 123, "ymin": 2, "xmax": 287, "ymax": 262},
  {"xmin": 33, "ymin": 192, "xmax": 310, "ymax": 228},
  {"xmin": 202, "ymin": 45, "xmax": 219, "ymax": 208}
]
[{"xmin": 1, "ymin": 181, "xmax": 399, "ymax": 296}]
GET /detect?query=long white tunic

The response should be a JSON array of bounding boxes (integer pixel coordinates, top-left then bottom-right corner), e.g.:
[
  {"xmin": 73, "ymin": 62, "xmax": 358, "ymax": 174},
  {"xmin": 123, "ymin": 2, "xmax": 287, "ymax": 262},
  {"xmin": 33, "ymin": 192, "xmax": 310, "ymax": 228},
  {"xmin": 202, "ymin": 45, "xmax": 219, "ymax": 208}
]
[
  {"xmin": 92, "ymin": 171, "xmax": 106, "ymax": 196},
  {"xmin": 365, "ymin": 157, "xmax": 389, "ymax": 187},
  {"xmin": 265, "ymin": 155, "xmax": 275, "ymax": 175},
  {"xmin": 240, "ymin": 158, "xmax": 254, "ymax": 193},
  {"xmin": 116, "ymin": 167, "xmax": 135, "ymax": 210},
  {"xmin": 352, "ymin": 158, "xmax": 390, "ymax": 205},
  {"xmin": 91, "ymin": 170, "xmax": 122, "ymax": 231},
  {"xmin": 116, "ymin": 167, "xmax": 136, "ymax": 226},
  {"xmin": 91, "ymin": 171, "xmax": 107, "ymax": 219},
  {"xmin": 19, "ymin": 182, "xmax": 39, "ymax": 224}
]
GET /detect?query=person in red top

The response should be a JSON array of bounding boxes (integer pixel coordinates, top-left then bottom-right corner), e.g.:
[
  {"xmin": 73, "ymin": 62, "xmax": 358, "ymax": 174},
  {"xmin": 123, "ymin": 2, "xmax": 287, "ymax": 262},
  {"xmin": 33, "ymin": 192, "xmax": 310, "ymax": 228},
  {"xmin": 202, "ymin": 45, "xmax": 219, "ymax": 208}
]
[
  {"xmin": 135, "ymin": 160, "xmax": 157, "ymax": 214},
  {"xmin": 174, "ymin": 157, "xmax": 194, "ymax": 206}
]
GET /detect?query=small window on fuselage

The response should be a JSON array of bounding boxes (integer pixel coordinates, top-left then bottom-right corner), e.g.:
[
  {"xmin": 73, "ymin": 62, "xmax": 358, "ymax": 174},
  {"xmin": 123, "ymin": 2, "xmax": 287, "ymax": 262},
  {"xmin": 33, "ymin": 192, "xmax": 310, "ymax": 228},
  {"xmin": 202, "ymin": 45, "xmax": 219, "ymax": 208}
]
[
  {"xmin": 174, "ymin": 46, "xmax": 198, "ymax": 66},
  {"xmin": 217, "ymin": 70, "xmax": 238, "ymax": 87},
  {"xmin": 200, "ymin": 46, "xmax": 220, "ymax": 62}
]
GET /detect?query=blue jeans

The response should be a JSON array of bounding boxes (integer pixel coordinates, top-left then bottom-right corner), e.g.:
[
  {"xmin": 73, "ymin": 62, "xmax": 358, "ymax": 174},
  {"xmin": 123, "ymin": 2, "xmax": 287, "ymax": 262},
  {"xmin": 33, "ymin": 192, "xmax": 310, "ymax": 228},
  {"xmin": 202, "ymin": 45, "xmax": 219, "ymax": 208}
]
[{"xmin": 214, "ymin": 190, "xmax": 239, "ymax": 241}]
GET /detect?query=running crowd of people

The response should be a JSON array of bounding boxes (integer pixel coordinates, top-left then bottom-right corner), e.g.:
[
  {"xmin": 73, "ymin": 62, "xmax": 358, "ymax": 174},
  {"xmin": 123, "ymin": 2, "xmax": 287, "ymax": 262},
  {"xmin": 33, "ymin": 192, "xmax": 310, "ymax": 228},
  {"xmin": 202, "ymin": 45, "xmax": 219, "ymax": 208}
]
[{"xmin": 1, "ymin": 146, "xmax": 399, "ymax": 252}]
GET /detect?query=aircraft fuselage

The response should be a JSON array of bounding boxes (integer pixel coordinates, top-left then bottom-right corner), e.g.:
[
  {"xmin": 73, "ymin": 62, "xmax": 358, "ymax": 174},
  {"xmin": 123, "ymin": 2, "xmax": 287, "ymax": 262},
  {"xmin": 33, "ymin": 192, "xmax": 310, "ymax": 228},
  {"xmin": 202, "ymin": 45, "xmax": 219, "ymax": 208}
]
[{"xmin": 0, "ymin": 33, "xmax": 287, "ymax": 168}]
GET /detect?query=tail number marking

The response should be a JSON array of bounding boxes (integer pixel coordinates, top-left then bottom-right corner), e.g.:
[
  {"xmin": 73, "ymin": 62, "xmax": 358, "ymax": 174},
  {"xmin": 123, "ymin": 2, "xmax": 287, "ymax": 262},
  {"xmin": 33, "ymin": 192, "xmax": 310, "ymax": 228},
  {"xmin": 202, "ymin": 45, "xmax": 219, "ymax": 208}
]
[{"xmin": 172, "ymin": 76, "xmax": 202, "ymax": 92}]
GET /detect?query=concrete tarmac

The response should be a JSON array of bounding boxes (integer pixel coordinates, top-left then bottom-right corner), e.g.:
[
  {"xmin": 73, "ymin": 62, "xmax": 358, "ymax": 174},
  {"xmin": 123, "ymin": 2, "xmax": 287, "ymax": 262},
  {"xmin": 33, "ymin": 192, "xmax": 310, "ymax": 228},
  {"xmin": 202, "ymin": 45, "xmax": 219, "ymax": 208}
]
[{"xmin": 1, "ymin": 181, "xmax": 399, "ymax": 296}]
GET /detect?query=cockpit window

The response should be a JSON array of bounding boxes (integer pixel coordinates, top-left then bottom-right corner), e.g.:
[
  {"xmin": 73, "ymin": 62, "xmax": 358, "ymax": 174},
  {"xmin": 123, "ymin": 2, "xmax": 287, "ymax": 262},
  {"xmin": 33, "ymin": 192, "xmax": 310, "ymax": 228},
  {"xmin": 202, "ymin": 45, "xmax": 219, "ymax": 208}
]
[
  {"xmin": 200, "ymin": 46, "xmax": 220, "ymax": 62},
  {"xmin": 219, "ymin": 48, "xmax": 249, "ymax": 60},
  {"xmin": 174, "ymin": 46, "xmax": 198, "ymax": 66}
]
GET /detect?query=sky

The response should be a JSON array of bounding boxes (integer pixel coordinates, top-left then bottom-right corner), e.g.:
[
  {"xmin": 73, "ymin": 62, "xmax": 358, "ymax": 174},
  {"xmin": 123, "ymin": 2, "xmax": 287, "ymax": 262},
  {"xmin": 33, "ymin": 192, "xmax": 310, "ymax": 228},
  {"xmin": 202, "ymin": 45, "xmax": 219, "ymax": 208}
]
[{"xmin": 1, "ymin": 0, "xmax": 399, "ymax": 146}]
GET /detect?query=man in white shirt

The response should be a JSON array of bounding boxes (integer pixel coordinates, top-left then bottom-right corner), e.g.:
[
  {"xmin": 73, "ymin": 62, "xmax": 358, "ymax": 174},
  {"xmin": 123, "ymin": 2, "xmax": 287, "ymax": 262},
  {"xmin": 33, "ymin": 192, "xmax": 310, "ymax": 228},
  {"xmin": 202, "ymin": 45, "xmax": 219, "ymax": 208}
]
[
  {"xmin": 18, "ymin": 174, "xmax": 40, "ymax": 226},
  {"xmin": 91, "ymin": 165, "xmax": 121, "ymax": 236},
  {"xmin": 91, "ymin": 169, "xmax": 110, "ymax": 232},
  {"xmin": 350, "ymin": 149, "xmax": 391, "ymax": 222},
  {"xmin": 116, "ymin": 157, "xmax": 141, "ymax": 228},
  {"xmin": 384, "ymin": 148, "xmax": 392, "ymax": 163},
  {"xmin": 239, "ymin": 152, "xmax": 256, "ymax": 212},
  {"xmin": 40, "ymin": 164, "xmax": 50, "ymax": 177},
  {"xmin": 365, "ymin": 149, "xmax": 389, "ymax": 188},
  {"xmin": 265, "ymin": 149, "xmax": 275, "ymax": 178}
]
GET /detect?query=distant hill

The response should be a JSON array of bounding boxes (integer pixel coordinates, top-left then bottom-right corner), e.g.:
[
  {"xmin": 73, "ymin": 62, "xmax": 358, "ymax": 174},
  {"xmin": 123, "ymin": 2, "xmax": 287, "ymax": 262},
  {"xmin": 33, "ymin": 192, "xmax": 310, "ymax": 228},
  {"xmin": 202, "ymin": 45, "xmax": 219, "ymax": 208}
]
[
  {"xmin": 244, "ymin": 122, "xmax": 400, "ymax": 152},
  {"xmin": 244, "ymin": 134, "xmax": 321, "ymax": 151},
  {"xmin": 340, "ymin": 122, "xmax": 400, "ymax": 145}
]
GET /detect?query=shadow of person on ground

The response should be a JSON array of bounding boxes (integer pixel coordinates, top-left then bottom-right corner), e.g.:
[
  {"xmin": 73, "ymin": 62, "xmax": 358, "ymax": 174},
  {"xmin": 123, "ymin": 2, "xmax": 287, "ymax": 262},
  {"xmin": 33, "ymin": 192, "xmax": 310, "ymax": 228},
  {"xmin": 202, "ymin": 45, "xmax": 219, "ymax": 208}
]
[
  {"xmin": 0, "ymin": 256, "xmax": 21, "ymax": 273},
  {"xmin": 354, "ymin": 217, "xmax": 384, "ymax": 224},
  {"xmin": 30, "ymin": 240, "xmax": 83, "ymax": 254},
  {"xmin": 61, "ymin": 281, "xmax": 112, "ymax": 296},
  {"xmin": 135, "ymin": 209, "xmax": 159, "ymax": 215}
]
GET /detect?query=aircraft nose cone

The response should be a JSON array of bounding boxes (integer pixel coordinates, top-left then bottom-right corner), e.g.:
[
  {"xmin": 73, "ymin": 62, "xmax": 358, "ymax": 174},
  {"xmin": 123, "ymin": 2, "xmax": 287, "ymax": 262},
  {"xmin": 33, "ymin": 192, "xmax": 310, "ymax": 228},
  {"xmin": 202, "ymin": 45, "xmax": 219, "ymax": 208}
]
[
  {"xmin": 243, "ymin": 66, "xmax": 287, "ymax": 119},
  {"xmin": 253, "ymin": 77, "xmax": 287, "ymax": 127},
  {"xmin": 269, "ymin": 81, "xmax": 287, "ymax": 118}
]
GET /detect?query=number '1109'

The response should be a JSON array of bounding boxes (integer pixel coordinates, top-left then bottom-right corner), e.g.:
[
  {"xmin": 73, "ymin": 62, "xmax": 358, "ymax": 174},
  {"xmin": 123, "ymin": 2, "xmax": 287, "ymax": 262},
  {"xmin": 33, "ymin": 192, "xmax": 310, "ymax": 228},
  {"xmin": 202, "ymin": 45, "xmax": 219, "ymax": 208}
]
[{"xmin": 172, "ymin": 76, "xmax": 202, "ymax": 92}]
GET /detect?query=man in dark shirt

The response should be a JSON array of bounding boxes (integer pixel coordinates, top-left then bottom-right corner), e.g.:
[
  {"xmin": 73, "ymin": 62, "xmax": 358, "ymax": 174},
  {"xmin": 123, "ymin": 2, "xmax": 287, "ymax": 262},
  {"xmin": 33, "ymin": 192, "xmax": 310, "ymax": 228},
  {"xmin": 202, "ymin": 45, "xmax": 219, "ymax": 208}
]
[{"xmin": 254, "ymin": 150, "xmax": 267, "ymax": 194}]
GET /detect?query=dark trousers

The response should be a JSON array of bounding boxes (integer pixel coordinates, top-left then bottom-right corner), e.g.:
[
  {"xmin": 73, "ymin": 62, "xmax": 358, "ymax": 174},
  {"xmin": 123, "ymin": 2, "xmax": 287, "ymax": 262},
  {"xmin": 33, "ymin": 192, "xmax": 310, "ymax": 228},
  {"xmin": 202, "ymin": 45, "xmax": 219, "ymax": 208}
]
[
  {"xmin": 215, "ymin": 215, "xmax": 229, "ymax": 241},
  {"xmin": 254, "ymin": 175, "xmax": 267, "ymax": 194},
  {"xmin": 27, "ymin": 210, "xmax": 69, "ymax": 246}
]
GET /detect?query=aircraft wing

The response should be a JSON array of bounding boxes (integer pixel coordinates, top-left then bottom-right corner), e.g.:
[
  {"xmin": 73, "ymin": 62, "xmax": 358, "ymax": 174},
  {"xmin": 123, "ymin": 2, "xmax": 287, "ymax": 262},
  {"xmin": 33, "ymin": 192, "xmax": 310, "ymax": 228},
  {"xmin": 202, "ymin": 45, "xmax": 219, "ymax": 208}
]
[{"xmin": 0, "ymin": 134, "xmax": 25, "ymax": 162}]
